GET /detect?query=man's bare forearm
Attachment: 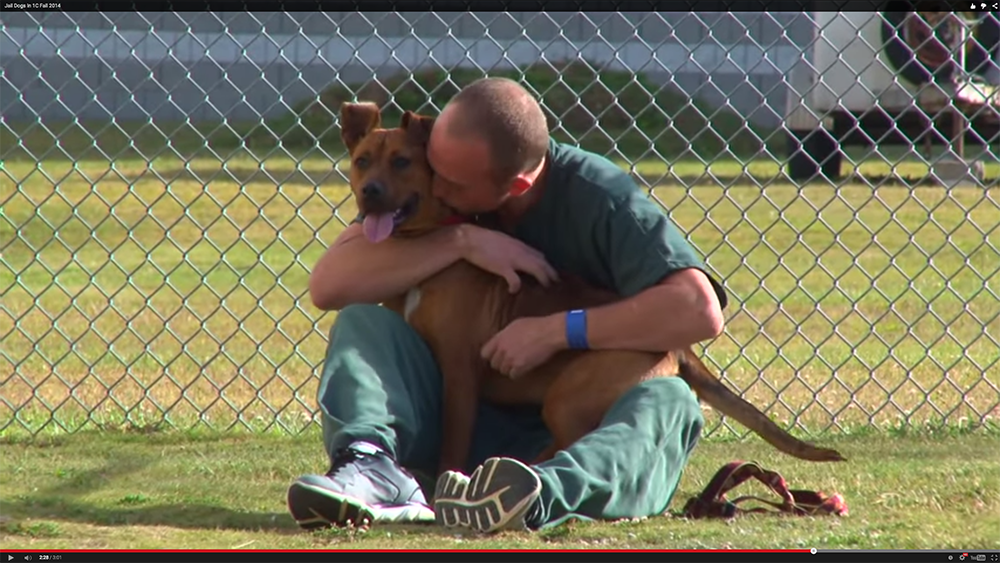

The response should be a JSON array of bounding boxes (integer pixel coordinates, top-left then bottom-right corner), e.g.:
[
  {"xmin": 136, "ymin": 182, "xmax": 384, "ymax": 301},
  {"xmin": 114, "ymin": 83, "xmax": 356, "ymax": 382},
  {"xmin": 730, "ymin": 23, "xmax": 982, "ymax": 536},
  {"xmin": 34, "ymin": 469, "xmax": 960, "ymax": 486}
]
[
  {"xmin": 586, "ymin": 274, "xmax": 724, "ymax": 351},
  {"xmin": 309, "ymin": 223, "xmax": 466, "ymax": 310},
  {"xmin": 537, "ymin": 268, "xmax": 725, "ymax": 353}
]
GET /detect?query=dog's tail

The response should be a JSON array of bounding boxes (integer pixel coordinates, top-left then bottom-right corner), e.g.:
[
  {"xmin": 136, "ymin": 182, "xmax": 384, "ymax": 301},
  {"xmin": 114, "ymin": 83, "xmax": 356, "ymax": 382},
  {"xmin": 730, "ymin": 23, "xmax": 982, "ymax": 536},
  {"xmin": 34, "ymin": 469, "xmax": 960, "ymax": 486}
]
[{"xmin": 676, "ymin": 351, "xmax": 847, "ymax": 463}]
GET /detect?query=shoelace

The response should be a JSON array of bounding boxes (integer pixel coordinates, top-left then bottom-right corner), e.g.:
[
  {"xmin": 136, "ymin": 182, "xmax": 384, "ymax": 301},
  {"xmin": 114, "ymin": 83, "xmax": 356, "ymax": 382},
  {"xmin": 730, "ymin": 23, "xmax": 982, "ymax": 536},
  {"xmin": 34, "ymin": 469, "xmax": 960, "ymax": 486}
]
[{"xmin": 326, "ymin": 447, "xmax": 367, "ymax": 478}]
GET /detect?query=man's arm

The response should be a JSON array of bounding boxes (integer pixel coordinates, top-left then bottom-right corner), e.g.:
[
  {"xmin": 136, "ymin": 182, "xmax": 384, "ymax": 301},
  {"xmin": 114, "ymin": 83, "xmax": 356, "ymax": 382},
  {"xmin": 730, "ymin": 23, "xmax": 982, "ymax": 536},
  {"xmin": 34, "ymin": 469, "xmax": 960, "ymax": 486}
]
[
  {"xmin": 478, "ymin": 185, "xmax": 727, "ymax": 379},
  {"xmin": 308, "ymin": 222, "xmax": 466, "ymax": 310},
  {"xmin": 310, "ymin": 222, "xmax": 559, "ymax": 311},
  {"xmin": 536, "ymin": 192, "xmax": 726, "ymax": 354},
  {"xmin": 536, "ymin": 267, "xmax": 724, "ymax": 353}
]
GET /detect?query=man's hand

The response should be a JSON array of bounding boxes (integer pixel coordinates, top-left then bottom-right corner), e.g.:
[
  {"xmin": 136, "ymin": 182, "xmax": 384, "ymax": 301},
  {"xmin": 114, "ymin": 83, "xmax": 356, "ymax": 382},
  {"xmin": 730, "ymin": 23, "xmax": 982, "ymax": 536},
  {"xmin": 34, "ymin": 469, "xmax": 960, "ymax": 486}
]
[
  {"xmin": 481, "ymin": 314, "xmax": 565, "ymax": 379},
  {"xmin": 457, "ymin": 224, "xmax": 559, "ymax": 293}
]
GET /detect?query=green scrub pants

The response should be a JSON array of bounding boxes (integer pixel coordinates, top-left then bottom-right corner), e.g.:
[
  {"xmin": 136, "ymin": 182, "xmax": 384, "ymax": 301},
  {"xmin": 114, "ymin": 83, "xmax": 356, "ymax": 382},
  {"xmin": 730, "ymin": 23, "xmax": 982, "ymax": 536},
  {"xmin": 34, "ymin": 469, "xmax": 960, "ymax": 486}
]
[{"xmin": 317, "ymin": 304, "xmax": 704, "ymax": 528}]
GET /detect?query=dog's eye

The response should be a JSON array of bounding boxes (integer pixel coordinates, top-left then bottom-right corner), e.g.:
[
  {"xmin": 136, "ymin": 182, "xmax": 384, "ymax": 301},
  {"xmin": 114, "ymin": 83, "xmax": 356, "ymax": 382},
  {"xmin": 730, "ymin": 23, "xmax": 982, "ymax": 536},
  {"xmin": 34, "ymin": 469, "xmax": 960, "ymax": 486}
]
[
  {"xmin": 354, "ymin": 156, "xmax": 370, "ymax": 169},
  {"xmin": 391, "ymin": 156, "xmax": 411, "ymax": 170}
]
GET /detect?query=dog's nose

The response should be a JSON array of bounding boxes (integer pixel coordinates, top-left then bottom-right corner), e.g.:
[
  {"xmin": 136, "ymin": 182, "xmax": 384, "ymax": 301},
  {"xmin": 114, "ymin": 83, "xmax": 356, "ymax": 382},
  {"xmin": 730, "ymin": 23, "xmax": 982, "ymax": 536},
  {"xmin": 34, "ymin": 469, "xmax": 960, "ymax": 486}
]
[{"xmin": 362, "ymin": 182, "xmax": 385, "ymax": 202}]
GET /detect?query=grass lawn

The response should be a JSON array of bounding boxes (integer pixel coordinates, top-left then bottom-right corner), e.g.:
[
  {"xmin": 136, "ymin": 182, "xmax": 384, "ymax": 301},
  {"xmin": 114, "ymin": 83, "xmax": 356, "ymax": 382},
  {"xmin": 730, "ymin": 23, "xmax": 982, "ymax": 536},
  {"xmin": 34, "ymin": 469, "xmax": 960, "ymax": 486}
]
[
  {"xmin": 1, "ymin": 134, "xmax": 998, "ymax": 551},
  {"xmin": 2, "ymin": 150, "xmax": 998, "ymax": 436},
  {"xmin": 1, "ymin": 426, "xmax": 997, "ymax": 550}
]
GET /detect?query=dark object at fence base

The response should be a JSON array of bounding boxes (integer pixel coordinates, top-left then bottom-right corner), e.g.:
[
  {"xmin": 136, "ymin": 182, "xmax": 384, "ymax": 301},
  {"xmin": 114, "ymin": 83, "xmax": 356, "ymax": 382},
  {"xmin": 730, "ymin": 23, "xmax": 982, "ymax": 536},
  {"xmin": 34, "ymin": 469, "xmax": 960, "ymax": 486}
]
[{"xmin": 786, "ymin": 128, "xmax": 843, "ymax": 182}]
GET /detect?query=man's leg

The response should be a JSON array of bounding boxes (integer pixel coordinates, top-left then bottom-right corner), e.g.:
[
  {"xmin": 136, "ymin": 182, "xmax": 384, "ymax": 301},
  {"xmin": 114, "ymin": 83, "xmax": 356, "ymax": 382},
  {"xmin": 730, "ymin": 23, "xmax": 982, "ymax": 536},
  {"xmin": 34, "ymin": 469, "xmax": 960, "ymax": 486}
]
[
  {"xmin": 465, "ymin": 403, "xmax": 552, "ymax": 472},
  {"xmin": 287, "ymin": 304, "xmax": 444, "ymax": 529},
  {"xmin": 433, "ymin": 377, "xmax": 704, "ymax": 532}
]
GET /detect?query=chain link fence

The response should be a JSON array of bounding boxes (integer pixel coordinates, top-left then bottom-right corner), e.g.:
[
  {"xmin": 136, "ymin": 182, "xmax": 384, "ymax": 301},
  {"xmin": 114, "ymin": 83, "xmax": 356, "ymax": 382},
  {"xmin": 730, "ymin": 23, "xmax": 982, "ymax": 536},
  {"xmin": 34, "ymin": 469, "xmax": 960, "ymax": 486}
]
[{"xmin": 1, "ymin": 11, "xmax": 998, "ymax": 438}]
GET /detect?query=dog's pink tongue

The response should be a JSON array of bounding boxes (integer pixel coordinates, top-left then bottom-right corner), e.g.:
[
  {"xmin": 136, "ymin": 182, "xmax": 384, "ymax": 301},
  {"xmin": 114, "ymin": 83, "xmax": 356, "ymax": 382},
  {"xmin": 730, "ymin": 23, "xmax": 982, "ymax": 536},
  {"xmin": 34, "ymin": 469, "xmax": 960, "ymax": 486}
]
[{"xmin": 362, "ymin": 213, "xmax": 395, "ymax": 243}]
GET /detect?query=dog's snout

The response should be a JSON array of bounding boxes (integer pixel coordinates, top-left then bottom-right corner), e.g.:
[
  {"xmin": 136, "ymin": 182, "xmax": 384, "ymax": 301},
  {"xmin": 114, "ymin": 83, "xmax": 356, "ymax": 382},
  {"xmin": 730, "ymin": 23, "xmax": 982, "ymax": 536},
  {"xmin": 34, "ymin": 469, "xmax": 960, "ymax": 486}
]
[{"xmin": 361, "ymin": 182, "xmax": 385, "ymax": 202}]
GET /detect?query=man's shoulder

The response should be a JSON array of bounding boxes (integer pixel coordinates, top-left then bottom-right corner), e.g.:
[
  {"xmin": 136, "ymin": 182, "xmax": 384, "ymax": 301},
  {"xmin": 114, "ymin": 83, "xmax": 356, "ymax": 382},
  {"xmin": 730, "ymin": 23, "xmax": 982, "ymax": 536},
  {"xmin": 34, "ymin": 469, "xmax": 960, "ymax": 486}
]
[{"xmin": 548, "ymin": 140, "xmax": 651, "ymax": 210}]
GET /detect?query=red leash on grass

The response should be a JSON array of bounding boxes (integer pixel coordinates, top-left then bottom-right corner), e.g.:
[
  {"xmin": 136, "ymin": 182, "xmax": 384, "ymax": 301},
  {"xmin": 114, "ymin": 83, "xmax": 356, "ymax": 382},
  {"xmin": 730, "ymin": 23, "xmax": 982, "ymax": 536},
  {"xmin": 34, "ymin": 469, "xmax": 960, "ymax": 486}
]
[{"xmin": 682, "ymin": 460, "xmax": 849, "ymax": 519}]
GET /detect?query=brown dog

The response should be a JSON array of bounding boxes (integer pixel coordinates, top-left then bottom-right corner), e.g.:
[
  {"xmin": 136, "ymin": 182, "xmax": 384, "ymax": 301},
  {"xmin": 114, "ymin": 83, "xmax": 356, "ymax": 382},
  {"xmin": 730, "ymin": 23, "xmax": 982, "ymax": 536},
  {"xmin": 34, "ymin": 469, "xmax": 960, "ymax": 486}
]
[{"xmin": 339, "ymin": 101, "xmax": 846, "ymax": 475}]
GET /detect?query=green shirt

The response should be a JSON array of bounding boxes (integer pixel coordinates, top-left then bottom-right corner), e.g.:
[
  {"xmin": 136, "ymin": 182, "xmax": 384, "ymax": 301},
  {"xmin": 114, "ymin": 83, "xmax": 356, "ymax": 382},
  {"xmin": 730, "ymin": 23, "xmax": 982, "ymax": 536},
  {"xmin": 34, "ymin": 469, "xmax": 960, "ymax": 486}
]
[{"xmin": 496, "ymin": 139, "xmax": 727, "ymax": 309}]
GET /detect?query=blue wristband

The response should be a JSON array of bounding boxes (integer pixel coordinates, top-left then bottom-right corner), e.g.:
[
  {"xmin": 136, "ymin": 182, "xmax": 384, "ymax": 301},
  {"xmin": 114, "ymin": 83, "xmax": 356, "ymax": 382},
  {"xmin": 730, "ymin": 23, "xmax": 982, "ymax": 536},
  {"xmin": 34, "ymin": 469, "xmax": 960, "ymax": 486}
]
[{"xmin": 565, "ymin": 309, "xmax": 589, "ymax": 350}]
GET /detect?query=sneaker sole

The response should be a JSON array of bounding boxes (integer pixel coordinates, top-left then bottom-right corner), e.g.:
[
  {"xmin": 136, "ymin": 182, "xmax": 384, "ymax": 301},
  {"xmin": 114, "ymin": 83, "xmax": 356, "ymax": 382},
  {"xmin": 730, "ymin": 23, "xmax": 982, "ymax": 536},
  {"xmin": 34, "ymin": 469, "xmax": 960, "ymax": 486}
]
[
  {"xmin": 433, "ymin": 457, "xmax": 541, "ymax": 534},
  {"xmin": 287, "ymin": 481, "xmax": 434, "ymax": 530}
]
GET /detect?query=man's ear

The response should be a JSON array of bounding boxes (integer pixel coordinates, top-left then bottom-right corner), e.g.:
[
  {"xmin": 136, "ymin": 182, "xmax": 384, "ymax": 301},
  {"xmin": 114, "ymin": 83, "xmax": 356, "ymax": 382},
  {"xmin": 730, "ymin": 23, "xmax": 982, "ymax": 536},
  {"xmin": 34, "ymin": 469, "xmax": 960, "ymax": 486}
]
[
  {"xmin": 401, "ymin": 110, "xmax": 435, "ymax": 145},
  {"xmin": 340, "ymin": 102, "xmax": 382, "ymax": 153}
]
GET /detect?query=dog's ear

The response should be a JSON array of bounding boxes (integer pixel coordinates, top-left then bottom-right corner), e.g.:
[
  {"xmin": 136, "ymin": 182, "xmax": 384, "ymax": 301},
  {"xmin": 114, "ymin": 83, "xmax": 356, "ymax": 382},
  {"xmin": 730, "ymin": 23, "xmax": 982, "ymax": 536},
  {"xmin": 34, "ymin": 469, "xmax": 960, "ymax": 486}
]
[
  {"xmin": 400, "ymin": 110, "xmax": 435, "ymax": 146},
  {"xmin": 340, "ymin": 102, "xmax": 382, "ymax": 153}
]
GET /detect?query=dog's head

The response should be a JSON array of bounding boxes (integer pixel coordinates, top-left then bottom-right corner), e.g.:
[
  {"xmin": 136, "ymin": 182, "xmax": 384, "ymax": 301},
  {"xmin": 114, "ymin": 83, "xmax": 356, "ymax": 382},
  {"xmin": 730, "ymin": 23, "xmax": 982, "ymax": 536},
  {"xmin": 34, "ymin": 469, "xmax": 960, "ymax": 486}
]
[{"xmin": 340, "ymin": 102, "xmax": 456, "ymax": 243}]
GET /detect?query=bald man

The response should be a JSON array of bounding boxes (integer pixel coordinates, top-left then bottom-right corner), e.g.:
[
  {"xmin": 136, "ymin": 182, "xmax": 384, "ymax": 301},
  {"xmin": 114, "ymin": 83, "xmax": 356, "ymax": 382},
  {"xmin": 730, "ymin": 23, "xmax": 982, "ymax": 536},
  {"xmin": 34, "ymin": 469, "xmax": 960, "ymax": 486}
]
[{"xmin": 287, "ymin": 77, "xmax": 727, "ymax": 533}]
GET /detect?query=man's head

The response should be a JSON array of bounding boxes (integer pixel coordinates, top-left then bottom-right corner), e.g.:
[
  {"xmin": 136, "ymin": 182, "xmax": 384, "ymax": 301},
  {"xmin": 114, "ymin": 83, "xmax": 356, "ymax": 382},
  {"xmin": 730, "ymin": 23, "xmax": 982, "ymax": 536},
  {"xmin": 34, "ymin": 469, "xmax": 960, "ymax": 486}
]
[{"xmin": 428, "ymin": 77, "xmax": 550, "ymax": 214}]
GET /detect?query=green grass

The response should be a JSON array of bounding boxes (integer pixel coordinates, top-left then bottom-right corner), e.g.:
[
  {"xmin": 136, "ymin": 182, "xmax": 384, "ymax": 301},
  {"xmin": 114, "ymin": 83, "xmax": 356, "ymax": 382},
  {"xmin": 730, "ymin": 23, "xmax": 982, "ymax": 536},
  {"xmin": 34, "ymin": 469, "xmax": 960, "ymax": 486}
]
[
  {"xmin": 2, "ymin": 147, "xmax": 998, "ymax": 437},
  {"xmin": 1, "ymin": 85, "xmax": 999, "ymax": 437},
  {"xmin": 1, "ymin": 122, "xmax": 998, "ymax": 552},
  {"xmin": 1, "ymin": 426, "xmax": 998, "ymax": 549}
]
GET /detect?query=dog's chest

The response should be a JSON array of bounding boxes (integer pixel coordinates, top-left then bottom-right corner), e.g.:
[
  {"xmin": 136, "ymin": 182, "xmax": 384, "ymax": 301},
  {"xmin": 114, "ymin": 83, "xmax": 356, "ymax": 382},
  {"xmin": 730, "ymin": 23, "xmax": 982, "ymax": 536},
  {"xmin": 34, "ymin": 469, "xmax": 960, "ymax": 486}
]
[{"xmin": 403, "ymin": 287, "xmax": 422, "ymax": 323}]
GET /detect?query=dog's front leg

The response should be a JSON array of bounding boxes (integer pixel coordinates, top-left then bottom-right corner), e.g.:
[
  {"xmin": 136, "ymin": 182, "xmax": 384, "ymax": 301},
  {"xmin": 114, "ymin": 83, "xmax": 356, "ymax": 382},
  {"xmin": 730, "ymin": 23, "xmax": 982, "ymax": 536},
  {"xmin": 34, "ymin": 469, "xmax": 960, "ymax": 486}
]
[{"xmin": 436, "ymin": 348, "xmax": 483, "ymax": 476}]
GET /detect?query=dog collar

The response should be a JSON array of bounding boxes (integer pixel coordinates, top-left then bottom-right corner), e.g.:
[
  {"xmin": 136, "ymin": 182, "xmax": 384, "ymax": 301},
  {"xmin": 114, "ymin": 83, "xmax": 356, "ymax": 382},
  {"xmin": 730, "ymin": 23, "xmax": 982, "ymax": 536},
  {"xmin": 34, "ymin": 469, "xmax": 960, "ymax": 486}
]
[{"xmin": 439, "ymin": 215, "xmax": 469, "ymax": 226}]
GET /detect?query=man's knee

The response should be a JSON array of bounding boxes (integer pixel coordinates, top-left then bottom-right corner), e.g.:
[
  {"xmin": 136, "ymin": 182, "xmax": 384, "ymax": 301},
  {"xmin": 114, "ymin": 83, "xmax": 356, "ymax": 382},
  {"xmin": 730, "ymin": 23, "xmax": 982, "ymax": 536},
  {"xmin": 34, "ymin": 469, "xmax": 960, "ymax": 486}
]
[
  {"xmin": 320, "ymin": 303, "xmax": 440, "ymax": 404},
  {"xmin": 328, "ymin": 303, "xmax": 403, "ymax": 341},
  {"xmin": 630, "ymin": 375, "xmax": 700, "ymax": 405},
  {"xmin": 320, "ymin": 304, "xmax": 409, "ymax": 388},
  {"xmin": 644, "ymin": 377, "xmax": 702, "ymax": 413},
  {"xmin": 626, "ymin": 378, "xmax": 704, "ymax": 446}
]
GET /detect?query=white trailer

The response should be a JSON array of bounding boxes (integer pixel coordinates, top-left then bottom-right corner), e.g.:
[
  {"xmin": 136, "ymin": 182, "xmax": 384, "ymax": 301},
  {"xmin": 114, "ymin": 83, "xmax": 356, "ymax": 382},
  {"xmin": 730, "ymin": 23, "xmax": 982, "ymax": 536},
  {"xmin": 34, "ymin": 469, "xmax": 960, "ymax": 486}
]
[{"xmin": 783, "ymin": 10, "xmax": 998, "ymax": 184}]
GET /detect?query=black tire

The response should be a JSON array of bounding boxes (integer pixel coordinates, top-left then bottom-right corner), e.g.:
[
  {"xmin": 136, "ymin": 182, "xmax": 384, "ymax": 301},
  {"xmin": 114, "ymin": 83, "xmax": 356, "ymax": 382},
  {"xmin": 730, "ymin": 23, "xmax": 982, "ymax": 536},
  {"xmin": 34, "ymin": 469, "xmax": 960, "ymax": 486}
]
[
  {"xmin": 880, "ymin": 8, "xmax": 961, "ymax": 87},
  {"xmin": 786, "ymin": 128, "xmax": 843, "ymax": 182},
  {"xmin": 967, "ymin": 13, "xmax": 999, "ymax": 79}
]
